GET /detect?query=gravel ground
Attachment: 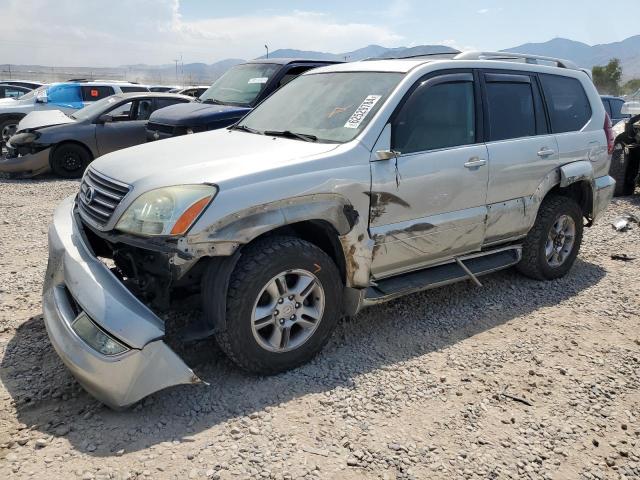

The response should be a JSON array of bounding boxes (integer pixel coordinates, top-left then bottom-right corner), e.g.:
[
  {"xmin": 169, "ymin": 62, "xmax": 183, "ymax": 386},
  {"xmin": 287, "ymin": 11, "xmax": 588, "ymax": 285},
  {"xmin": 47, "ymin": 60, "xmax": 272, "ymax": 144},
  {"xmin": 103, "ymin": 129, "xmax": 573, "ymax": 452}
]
[{"xmin": 0, "ymin": 177, "xmax": 639, "ymax": 480}]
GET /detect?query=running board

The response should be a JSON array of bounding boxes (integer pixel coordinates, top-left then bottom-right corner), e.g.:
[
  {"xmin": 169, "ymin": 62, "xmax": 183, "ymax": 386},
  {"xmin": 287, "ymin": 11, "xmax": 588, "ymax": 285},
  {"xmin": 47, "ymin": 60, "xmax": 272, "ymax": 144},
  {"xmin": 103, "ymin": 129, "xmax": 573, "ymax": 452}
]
[{"xmin": 363, "ymin": 246, "xmax": 522, "ymax": 306}]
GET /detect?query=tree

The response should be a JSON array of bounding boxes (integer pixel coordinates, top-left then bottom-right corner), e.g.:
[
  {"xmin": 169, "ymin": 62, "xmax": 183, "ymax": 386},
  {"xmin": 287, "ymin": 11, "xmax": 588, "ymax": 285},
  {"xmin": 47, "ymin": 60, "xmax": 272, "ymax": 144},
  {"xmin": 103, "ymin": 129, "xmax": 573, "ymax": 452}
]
[{"xmin": 592, "ymin": 58, "xmax": 623, "ymax": 95}]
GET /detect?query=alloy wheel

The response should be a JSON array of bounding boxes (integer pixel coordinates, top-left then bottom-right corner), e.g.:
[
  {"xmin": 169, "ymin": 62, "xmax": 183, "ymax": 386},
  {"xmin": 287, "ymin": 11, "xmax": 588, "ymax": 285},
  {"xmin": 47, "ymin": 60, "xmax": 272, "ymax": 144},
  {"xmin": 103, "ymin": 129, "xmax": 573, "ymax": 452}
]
[
  {"xmin": 545, "ymin": 214, "xmax": 576, "ymax": 267},
  {"xmin": 251, "ymin": 269, "xmax": 325, "ymax": 353}
]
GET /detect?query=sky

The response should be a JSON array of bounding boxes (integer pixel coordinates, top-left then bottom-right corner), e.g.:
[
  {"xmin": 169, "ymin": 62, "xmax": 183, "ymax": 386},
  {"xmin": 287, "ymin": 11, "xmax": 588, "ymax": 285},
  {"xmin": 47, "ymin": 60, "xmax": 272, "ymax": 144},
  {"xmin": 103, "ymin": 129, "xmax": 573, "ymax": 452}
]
[{"xmin": 0, "ymin": 0, "xmax": 636, "ymax": 67}]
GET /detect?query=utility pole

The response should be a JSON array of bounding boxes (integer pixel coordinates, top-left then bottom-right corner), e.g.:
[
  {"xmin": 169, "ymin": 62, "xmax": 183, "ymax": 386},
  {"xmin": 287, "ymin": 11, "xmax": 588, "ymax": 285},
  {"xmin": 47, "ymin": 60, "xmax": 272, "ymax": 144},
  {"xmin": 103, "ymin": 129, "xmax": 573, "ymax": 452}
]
[
  {"xmin": 173, "ymin": 58, "xmax": 179, "ymax": 85},
  {"xmin": 265, "ymin": 44, "xmax": 269, "ymax": 59}
]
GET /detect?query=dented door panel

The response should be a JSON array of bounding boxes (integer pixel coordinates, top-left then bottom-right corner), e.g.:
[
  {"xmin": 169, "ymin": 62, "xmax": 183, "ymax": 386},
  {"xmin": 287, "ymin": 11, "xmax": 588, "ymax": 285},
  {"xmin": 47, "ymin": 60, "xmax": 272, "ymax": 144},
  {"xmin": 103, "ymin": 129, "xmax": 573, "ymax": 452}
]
[{"xmin": 369, "ymin": 144, "xmax": 489, "ymax": 278}]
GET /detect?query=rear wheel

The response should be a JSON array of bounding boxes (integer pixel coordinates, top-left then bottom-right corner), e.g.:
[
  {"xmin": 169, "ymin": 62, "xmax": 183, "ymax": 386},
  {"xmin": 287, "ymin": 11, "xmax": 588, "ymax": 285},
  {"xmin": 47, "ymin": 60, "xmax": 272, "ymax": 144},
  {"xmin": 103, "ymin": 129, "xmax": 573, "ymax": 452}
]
[
  {"xmin": 517, "ymin": 195, "xmax": 584, "ymax": 280},
  {"xmin": 50, "ymin": 143, "xmax": 92, "ymax": 178},
  {"xmin": 211, "ymin": 236, "xmax": 342, "ymax": 374}
]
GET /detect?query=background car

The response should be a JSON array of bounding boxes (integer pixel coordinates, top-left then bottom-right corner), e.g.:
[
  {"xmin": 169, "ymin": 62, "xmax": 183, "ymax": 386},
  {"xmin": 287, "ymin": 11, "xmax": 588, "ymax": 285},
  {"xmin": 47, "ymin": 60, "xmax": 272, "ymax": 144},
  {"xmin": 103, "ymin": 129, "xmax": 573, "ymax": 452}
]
[
  {"xmin": 601, "ymin": 95, "xmax": 630, "ymax": 125},
  {"xmin": 0, "ymin": 83, "xmax": 31, "ymax": 99},
  {"xmin": 0, "ymin": 79, "xmax": 43, "ymax": 90},
  {"xmin": 0, "ymin": 92, "xmax": 192, "ymax": 178},
  {"xmin": 146, "ymin": 59, "xmax": 340, "ymax": 141},
  {"xmin": 149, "ymin": 85, "xmax": 181, "ymax": 92},
  {"xmin": 0, "ymin": 80, "xmax": 149, "ymax": 147},
  {"xmin": 168, "ymin": 86, "xmax": 209, "ymax": 97}
]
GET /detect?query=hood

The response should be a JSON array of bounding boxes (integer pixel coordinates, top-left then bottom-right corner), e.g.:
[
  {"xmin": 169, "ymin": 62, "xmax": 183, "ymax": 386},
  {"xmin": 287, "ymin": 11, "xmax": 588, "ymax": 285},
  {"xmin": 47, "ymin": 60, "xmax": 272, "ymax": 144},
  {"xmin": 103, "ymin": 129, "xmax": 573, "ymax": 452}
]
[
  {"xmin": 91, "ymin": 129, "xmax": 340, "ymax": 188},
  {"xmin": 17, "ymin": 110, "xmax": 76, "ymax": 132},
  {"xmin": 149, "ymin": 102, "xmax": 251, "ymax": 127}
]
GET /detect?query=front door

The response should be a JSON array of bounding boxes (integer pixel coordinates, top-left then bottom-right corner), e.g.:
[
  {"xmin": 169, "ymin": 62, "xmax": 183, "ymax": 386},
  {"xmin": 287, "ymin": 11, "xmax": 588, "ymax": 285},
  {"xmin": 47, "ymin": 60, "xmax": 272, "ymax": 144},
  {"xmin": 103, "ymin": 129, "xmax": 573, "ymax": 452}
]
[
  {"xmin": 95, "ymin": 99, "xmax": 152, "ymax": 156},
  {"xmin": 369, "ymin": 72, "xmax": 489, "ymax": 279}
]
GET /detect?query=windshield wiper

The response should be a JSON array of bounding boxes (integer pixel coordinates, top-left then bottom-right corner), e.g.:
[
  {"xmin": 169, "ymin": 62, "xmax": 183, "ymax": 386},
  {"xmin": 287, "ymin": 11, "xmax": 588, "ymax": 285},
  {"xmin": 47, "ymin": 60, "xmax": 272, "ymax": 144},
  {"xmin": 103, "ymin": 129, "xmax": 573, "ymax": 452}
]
[
  {"xmin": 263, "ymin": 130, "xmax": 318, "ymax": 142},
  {"xmin": 202, "ymin": 98, "xmax": 226, "ymax": 105},
  {"xmin": 229, "ymin": 124, "xmax": 261, "ymax": 134}
]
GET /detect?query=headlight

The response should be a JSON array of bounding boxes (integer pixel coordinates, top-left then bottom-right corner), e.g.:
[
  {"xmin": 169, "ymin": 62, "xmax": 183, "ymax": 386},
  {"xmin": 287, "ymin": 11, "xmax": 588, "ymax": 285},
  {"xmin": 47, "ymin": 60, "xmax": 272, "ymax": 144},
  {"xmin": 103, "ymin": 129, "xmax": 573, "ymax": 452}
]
[
  {"xmin": 9, "ymin": 132, "xmax": 40, "ymax": 145},
  {"xmin": 115, "ymin": 184, "xmax": 217, "ymax": 236},
  {"xmin": 72, "ymin": 313, "xmax": 129, "ymax": 356}
]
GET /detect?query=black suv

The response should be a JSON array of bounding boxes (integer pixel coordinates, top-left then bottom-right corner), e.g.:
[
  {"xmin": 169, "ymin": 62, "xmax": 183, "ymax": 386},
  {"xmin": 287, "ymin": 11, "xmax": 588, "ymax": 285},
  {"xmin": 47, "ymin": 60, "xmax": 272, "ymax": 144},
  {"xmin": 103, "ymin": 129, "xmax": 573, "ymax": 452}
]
[{"xmin": 146, "ymin": 59, "xmax": 340, "ymax": 141}]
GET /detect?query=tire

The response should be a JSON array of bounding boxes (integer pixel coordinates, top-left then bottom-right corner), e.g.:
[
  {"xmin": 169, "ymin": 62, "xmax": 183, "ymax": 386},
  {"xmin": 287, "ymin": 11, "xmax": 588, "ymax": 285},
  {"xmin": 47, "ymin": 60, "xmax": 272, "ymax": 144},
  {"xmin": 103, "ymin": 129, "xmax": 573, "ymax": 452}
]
[
  {"xmin": 211, "ymin": 235, "xmax": 342, "ymax": 374},
  {"xmin": 517, "ymin": 195, "xmax": 584, "ymax": 281},
  {"xmin": 0, "ymin": 118, "xmax": 19, "ymax": 145},
  {"xmin": 50, "ymin": 143, "xmax": 92, "ymax": 178},
  {"xmin": 610, "ymin": 145, "xmax": 636, "ymax": 196}
]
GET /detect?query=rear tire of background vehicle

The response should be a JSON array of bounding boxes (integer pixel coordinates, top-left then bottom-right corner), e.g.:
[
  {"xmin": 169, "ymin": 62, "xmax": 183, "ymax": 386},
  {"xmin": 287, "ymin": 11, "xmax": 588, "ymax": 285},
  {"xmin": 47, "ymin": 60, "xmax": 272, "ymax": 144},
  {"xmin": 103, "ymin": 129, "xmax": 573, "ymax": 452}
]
[
  {"xmin": 0, "ymin": 118, "xmax": 19, "ymax": 146},
  {"xmin": 610, "ymin": 145, "xmax": 636, "ymax": 196},
  {"xmin": 50, "ymin": 143, "xmax": 92, "ymax": 178},
  {"xmin": 517, "ymin": 195, "xmax": 583, "ymax": 281},
  {"xmin": 212, "ymin": 235, "xmax": 342, "ymax": 374}
]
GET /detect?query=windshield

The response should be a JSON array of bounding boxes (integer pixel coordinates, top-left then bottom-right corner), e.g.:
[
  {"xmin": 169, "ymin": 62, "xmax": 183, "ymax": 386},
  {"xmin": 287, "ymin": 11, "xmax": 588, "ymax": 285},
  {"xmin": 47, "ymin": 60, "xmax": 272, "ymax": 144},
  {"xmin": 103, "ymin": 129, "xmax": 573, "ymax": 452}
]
[
  {"xmin": 237, "ymin": 72, "xmax": 403, "ymax": 143},
  {"xmin": 71, "ymin": 95, "xmax": 122, "ymax": 120},
  {"xmin": 15, "ymin": 85, "xmax": 46, "ymax": 101},
  {"xmin": 199, "ymin": 63, "xmax": 280, "ymax": 106}
]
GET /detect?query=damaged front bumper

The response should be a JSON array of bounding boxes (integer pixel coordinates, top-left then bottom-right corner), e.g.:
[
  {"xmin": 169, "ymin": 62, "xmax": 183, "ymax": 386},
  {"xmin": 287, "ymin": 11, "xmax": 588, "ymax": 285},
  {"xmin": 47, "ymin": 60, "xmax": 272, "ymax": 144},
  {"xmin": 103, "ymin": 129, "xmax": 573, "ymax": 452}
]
[
  {"xmin": 0, "ymin": 143, "xmax": 52, "ymax": 177},
  {"xmin": 43, "ymin": 195, "xmax": 200, "ymax": 409}
]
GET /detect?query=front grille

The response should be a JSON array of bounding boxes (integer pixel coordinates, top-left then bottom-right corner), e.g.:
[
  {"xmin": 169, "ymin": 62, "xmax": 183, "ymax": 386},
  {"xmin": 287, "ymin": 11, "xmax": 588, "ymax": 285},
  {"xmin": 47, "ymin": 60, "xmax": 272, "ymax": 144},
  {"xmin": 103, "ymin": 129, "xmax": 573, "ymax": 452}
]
[{"xmin": 77, "ymin": 168, "xmax": 130, "ymax": 228}]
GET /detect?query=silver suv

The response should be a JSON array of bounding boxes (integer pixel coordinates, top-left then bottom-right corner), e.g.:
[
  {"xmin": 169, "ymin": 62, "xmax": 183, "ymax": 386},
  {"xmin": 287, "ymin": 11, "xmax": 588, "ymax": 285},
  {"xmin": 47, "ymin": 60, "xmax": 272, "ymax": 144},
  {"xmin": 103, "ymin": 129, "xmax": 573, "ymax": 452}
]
[{"xmin": 43, "ymin": 52, "xmax": 615, "ymax": 408}]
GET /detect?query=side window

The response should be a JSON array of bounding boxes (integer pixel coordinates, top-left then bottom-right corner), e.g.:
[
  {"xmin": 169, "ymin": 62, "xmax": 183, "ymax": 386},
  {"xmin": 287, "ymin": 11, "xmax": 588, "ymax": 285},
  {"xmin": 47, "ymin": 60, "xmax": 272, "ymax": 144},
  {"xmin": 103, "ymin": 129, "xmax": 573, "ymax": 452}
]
[
  {"xmin": 610, "ymin": 99, "xmax": 629, "ymax": 119},
  {"xmin": 134, "ymin": 99, "xmax": 153, "ymax": 120},
  {"xmin": 107, "ymin": 101, "xmax": 133, "ymax": 120},
  {"xmin": 5, "ymin": 87, "xmax": 25, "ymax": 99},
  {"xmin": 485, "ymin": 77, "xmax": 536, "ymax": 141},
  {"xmin": 540, "ymin": 74, "xmax": 591, "ymax": 133},
  {"xmin": 81, "ymin": 86, "xmax": 115, "ymax": 101},
  {"xmin": 278, "ymin": 66, "xmax": 314, "ymax": 88},
  {"xmin": 393, "ymin": 79, "xmax": 475, "ymax": 154},
  {"xmin": 47, "ymin": 84, "xmax": 83, "ymax": 108},
  {"xmin": 120, "ymin": 86, "xmax": 149, "ymax": 93}
]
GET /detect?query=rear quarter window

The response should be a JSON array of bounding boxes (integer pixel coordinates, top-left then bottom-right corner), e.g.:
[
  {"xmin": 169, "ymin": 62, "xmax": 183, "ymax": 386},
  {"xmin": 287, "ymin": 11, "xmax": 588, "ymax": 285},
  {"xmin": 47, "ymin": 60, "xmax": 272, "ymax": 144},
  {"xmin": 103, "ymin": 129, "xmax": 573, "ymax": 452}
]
[
  {"xmin": 540, "ymin": 74, "xmax": 591, "ymax": 133},
  {"xmin": 81, "ymin": 86, "xmax": 115, "ymax": 101}
]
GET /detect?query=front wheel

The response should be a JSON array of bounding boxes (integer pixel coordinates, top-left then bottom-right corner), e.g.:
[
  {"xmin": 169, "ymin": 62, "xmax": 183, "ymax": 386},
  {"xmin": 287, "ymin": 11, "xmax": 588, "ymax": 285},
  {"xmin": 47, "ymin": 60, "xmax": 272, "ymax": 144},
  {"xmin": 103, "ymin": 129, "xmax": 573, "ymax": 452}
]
[
  {"xmin": 0, "ymin": 118, "xmax": 18, "ymax": 145},
  {"xmin": 50, "ymin": 143, "xmax": 92, "ymax": 178},
  {"xmin": 210, "ymin": 236, "xmax": 343, "ymax": 374},
  {"xmin": 517, "ymin": 195, "xmax": 584, "ymax": 280}
]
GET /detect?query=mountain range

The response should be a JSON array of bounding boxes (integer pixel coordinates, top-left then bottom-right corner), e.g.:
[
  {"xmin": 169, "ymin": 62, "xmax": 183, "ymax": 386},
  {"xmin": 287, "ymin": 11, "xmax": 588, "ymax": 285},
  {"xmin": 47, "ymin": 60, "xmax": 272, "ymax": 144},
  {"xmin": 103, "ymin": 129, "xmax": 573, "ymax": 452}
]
[{"xmin": 2, "ymin": 36, "xmax": 639, "ymax": 85}]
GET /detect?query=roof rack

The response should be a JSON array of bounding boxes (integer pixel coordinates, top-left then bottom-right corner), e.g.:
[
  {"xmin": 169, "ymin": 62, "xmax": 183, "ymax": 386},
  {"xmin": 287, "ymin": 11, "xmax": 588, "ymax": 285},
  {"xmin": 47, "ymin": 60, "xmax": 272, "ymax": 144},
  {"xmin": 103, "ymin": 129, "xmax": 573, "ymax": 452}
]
[
  {"xmin": 454, "ymin": 51, "xmax": 580, "ymax": 71},
  {"xmin": 363, "ymin": 50, "xmax": 460, "ymax": 61}
]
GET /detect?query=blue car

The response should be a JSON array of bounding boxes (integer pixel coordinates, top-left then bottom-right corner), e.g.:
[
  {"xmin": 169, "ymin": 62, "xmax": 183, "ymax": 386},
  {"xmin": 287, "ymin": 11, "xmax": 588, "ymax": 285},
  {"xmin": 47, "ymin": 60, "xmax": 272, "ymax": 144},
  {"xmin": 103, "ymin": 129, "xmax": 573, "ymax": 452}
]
[{"xmin": 146, "ymin": 59, "xmax": 340, "ymax": 141}]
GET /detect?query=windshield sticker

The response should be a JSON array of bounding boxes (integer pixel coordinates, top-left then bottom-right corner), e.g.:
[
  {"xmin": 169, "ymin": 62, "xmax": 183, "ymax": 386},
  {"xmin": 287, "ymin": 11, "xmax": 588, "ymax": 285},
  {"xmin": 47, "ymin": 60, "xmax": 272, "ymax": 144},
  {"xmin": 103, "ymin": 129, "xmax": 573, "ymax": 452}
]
[
  {"xmin": 344, "ymin": 95, "xmax": 382, "ymax": 129},
  {"xmin": 248, "ymin": 77, "xmax": 268, "ymax": 84}
]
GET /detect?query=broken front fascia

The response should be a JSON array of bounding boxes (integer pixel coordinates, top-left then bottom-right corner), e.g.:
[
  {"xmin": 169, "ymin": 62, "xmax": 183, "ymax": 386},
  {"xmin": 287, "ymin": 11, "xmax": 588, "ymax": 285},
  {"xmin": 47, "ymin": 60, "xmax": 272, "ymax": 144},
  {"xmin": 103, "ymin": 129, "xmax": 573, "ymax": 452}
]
[
  {"xmin": 43, "ymin": 196, "xmax": 200, "ymax": 408},
  {"xmin": 0, "ymin": 142, "xmax": 52, "ymax": 176}
]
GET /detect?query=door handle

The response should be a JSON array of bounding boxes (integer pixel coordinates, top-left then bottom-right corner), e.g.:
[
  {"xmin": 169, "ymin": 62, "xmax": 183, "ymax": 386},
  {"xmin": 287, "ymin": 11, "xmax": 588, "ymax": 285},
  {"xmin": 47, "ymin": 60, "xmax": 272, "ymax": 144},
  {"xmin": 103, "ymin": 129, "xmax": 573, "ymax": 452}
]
[
  {"xmin": 464, "ymin": 157, "xmax": 487, "ymax": 168},
  {"xmin": 537, "ymin": 148, "xmax": 556, "ymax": 157}
]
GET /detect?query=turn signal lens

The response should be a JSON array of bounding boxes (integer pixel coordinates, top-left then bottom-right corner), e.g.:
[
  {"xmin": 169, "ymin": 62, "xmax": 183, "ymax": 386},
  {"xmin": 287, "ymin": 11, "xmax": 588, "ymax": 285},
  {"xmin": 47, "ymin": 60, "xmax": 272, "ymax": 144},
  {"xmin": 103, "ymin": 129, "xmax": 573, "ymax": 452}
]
[{"xmin": 170, "ymin": 196, "xmax": 213, "ymax": 235}]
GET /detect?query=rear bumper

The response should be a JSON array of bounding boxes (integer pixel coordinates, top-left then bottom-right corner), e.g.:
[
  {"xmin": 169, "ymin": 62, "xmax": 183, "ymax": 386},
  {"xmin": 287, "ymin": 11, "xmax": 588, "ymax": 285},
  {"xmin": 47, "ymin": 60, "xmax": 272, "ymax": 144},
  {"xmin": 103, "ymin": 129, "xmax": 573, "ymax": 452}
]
[
  {"xmin": 592, "ymin": 175, "xmax": 616, "ymax": 222},
  {"xmin": 43, "ymin": 196, "xmax": 199, "ymax": 408},
  {"xmin": 0, "ymin": 146, "xmax": 51, "ymax": 176}
]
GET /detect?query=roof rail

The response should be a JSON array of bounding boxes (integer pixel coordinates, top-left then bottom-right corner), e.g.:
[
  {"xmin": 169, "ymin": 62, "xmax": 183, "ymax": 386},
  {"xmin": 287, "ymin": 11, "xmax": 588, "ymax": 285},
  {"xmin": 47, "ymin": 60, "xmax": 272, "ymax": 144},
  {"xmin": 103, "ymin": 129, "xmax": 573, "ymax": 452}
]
[{"xmin": 454, "ymin": 51, "xmax": 580, "ymax": 71}]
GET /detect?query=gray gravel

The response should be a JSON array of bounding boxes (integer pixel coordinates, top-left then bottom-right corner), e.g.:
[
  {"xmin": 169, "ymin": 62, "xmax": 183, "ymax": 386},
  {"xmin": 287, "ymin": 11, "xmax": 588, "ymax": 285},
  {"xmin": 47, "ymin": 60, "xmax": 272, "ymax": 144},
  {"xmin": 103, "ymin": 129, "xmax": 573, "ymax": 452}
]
[{"xmin": 0, "ymin": 176, "xmax": 639, "ymax": 480}]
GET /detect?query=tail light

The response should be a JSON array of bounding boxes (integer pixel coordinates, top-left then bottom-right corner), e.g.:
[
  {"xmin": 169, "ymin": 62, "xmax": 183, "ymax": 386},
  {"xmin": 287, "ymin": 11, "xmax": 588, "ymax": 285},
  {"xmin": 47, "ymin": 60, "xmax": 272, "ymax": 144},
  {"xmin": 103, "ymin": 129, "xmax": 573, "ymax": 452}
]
[{"xmin": 604, "ymin": 113, "xmax": 614, "ymax": 155}]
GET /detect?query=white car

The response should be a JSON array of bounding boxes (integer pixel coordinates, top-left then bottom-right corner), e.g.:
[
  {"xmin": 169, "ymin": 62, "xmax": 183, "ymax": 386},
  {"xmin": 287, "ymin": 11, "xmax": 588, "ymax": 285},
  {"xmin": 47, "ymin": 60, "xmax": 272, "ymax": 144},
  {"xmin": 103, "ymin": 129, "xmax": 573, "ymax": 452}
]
[{"xmin": 0, "ymin": 81, "xmax": 149, "ymax": 145}]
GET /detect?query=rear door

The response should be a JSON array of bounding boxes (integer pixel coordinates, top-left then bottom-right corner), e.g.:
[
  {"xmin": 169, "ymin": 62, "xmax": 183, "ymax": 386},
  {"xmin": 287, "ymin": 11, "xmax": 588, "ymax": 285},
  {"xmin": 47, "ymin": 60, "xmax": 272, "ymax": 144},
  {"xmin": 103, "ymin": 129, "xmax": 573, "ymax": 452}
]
[
  {"xmin": 481, "ymin": 71, "xmax": 559, "ymax": 243},
  {"xmin": 538, "ymin": 73, "xmax": 600, "ymax": 176}
]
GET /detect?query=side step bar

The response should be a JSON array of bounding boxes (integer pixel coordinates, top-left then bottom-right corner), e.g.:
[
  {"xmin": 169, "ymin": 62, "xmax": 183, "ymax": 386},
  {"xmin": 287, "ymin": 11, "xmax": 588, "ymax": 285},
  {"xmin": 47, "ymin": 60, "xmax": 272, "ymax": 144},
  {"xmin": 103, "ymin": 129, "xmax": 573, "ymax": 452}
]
[{"xmin": 363, "ymin": 245, "xmax": 522, "ymax": 306}]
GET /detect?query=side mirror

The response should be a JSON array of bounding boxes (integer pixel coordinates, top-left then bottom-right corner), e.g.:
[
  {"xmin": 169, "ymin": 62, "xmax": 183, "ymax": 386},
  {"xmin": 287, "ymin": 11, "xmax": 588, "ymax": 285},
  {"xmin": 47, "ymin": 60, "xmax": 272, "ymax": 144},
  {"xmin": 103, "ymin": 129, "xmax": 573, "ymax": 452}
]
[
  {"xmin": 97, "ymin": 114, "xmax": 113, "ymax": 124},
  {"xmin": 36, "ymin": 92, "xmax": 48, "ymax": 103}
]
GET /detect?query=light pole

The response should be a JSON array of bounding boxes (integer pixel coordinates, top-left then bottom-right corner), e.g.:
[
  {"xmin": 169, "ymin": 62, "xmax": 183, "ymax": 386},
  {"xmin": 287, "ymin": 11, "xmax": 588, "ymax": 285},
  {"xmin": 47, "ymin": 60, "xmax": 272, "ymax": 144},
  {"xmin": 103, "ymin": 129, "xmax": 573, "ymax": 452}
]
[{"xmin": 265, "ymin": 44, "xmax": 269, "ymax": 59}]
